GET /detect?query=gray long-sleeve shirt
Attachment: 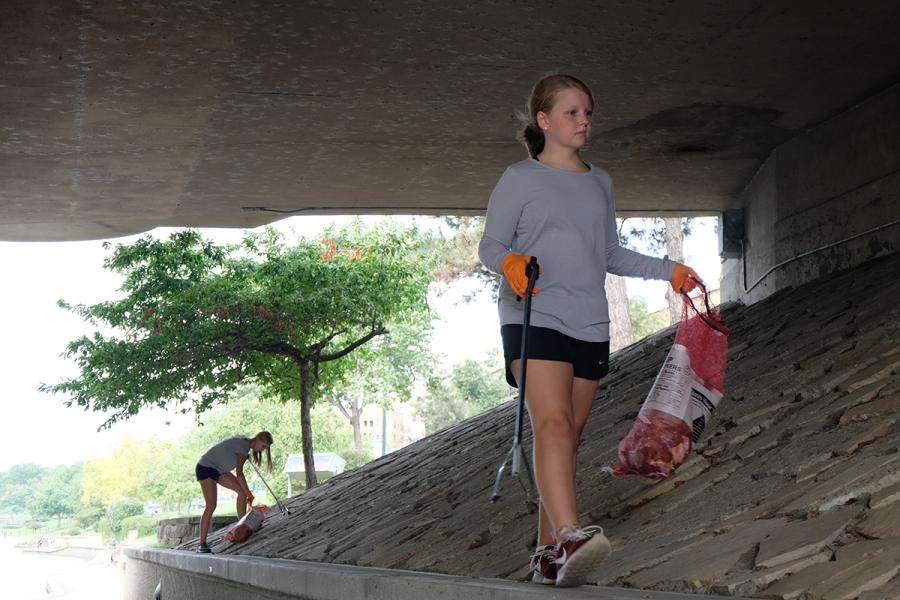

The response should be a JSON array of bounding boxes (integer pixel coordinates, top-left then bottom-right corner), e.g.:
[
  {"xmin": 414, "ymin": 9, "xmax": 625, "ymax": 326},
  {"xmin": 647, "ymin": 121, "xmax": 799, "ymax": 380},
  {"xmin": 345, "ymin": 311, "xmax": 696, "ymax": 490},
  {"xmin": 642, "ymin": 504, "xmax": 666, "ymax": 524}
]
[
  {"xmin": 478, "ymin": 158, "xmax": 676, "ymax": 342},
  {"xmin": 198, "ymin": 436, "xmax": 251, "ymax": 474}
]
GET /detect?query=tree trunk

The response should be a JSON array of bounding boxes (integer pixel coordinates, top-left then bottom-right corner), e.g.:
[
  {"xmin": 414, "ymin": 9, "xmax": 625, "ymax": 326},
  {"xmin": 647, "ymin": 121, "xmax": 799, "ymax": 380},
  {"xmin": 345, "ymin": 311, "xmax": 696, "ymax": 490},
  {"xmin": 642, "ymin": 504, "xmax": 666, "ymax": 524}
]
[
  {"xmin": 332, "ymin": 393, "xmax": 365, "ymax": 453},
  {"xmin": 299, "ymin": 360, "xmax": 318, "ymax": 489},
  {"xmin": 350, "ymin": 397, "xmax": 364, "ymax": 453},
  {"xmin": 607, "ymin": 273, "xmax": 635, "ymax": 352},
  {"xmin": 663, "ymin": 217, "xmax": 685, "ymax": 325}
]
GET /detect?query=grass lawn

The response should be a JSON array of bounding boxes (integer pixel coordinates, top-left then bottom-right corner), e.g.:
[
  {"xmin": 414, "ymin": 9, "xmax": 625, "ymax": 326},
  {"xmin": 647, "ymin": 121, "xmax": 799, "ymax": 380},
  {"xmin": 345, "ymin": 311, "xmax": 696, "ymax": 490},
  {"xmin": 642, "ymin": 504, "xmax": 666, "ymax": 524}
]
[{"xmin": 0, "ymin": 517, "xmax": 80, "ymax": 538}]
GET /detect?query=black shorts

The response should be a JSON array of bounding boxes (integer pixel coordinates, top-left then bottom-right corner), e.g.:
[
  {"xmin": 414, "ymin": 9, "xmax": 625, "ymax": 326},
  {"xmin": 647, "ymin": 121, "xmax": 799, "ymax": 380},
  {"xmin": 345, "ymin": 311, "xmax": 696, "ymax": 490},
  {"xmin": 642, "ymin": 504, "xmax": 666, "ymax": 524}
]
[
  {"xmin": 195, "ymin": 463, "xmax": 221, "ymax": 482},
  {"xmin": 501, "ymin": 324, "xmax": 610, "ymax": 387}
]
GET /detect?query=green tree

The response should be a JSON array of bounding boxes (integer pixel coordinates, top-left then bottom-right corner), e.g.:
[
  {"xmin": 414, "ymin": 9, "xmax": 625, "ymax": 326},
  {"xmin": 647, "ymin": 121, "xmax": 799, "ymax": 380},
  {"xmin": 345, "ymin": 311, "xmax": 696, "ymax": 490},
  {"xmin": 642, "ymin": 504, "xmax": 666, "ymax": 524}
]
[
  {"xmin": 103, "ymin": 499, "xmax": 144, "ymax": 538},
  {"xmin": 29, "ymin": 463, "xmax": 82, "ymax": 526},
  {"xmin": 451, "ymin": 356, "xmax": 510, "ymax": 413},
  {"xmin": 43, "ymin": 221, "xmax": 434, "ymax": 489},
  {"xmin": 431, "ymin": 217, "xmax": 498, "ymax": 294},
  {"xmin": 415, "ymin": 355, "xmax": 510, "ymax": 434},
  {"xmin": 621, "ymin": 217, "xmax": 695, "ymax": 324},
  {"xmin": 629, "ymin": 296, "xmax": 669, "ymax": 340},
  {"xmin": 82, "ymin": 436, "xmax": 171, "ymax": 506},
  {"xmin": 0, "ymin": 463, "xmax": 47, "ymax": 514},
  {"xmin": 324, "ymin": 318, "xmax": 433, "ymax": 452},
  {"xmin": 416, "ymin": 376, "xmax": 472, "ymax": 434},
  {"xmin": 5, "ymin": 463, "xmax": 45, "ymax": 485},
  {"xmin": 76, "ymin": 500, "xmax": 106, "ymax": 529}
]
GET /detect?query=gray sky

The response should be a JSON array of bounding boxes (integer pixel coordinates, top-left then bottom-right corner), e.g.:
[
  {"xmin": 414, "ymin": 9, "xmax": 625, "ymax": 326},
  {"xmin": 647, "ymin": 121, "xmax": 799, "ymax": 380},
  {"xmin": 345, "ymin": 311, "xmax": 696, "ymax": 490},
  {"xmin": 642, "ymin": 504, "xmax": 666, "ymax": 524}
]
[{"xmin": 0, "ymin": 216, "xmax": 720, "ymax": 471}]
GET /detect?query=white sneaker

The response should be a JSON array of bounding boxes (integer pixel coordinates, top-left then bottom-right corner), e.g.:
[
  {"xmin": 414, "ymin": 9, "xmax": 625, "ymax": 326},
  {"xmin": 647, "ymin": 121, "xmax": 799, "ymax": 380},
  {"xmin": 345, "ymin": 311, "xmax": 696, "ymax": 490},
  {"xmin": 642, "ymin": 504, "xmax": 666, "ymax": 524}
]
[{"xmin": 554, "ymin": 525, "xmax": 611, "ymax": 587}]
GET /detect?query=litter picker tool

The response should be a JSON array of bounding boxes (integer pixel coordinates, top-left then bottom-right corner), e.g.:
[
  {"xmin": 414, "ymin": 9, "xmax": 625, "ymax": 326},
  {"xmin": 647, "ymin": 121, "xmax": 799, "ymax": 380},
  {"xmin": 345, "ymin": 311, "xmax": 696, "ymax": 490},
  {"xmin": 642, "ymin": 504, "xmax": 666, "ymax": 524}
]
[
  {"xmin": 247, "ymin": 456, "xmax": 291, "ymax": 516},
  {"xmin": 490, "ymin": 256, "xmax": 539, "ymax": 506}
]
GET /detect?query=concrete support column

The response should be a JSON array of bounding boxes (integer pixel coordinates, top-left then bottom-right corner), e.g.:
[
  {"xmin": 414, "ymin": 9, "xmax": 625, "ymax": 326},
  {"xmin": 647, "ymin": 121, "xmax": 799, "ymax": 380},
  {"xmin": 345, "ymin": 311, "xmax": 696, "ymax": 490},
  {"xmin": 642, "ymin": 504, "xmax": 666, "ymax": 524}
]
[{"xmin": 722, "ymin": 83, "xmax": 900, "ymax": 305}]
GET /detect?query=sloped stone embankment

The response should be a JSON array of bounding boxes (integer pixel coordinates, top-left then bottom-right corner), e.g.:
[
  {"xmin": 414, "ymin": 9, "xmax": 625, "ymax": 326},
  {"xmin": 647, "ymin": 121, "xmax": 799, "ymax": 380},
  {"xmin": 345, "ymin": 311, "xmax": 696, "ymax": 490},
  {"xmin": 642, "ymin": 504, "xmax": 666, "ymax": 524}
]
[{"xmin": 187, "ymin": 253, "xmax": 900, "ymax": 599}]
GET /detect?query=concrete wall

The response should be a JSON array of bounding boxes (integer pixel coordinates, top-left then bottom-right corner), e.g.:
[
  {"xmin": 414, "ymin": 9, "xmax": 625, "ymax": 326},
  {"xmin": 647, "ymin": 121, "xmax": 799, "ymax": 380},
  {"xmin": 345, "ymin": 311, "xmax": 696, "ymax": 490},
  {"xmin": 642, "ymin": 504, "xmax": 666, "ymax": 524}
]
[
  {"xmin": 126, "ymin": 549, "xmax": 295, "ymax": 600},
  {"xmin": 157, "ymin": 516, "xmax": 237, "ymax": 548},
  {"xmin": 123, "ymin": 547, "xmax": 714, "ymax": 600},
  {"xmin": 722, "ymin": 83, "xmax": 900, "ymax": 305}
]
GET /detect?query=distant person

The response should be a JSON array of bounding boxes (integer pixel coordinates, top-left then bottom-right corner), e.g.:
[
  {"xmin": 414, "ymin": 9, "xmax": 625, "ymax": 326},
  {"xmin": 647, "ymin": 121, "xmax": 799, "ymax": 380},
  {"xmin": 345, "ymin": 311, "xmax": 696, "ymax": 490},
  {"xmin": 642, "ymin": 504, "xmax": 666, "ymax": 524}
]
[
  {"xmin": 195, "ymin": 431, "xmax": 274, "ymax": 553},
  {"xmin": 107, "ymin": 537, "xmax": 118, "ymax": 565},
  {"xmin": 478, "ymin": 74, "xmax": 702, "ymax": 587}
]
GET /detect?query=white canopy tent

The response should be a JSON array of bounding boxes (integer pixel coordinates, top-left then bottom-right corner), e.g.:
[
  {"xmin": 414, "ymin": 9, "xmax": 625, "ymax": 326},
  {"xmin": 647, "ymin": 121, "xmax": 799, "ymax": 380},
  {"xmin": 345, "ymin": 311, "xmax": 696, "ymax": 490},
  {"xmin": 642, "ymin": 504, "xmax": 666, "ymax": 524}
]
[{"xmin": 283, "ymin": 453, "xmax": 347, "ymax": 496}]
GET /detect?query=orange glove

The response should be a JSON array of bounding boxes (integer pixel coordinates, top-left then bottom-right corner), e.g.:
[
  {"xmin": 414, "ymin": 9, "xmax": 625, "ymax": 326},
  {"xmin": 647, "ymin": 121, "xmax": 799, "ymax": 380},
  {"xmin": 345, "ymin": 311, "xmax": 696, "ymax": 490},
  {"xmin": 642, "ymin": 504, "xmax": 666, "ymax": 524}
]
[
  {"xmin": 245, "ymin": 491, "xmax": 255, "ymax": 507},
  {"xmin": 500, "ymin": 253, "xmax": 540, "ymax": 298},
  {"xmin": 671, "ymin": 263, "xmax": 703, "ymax": 294}
]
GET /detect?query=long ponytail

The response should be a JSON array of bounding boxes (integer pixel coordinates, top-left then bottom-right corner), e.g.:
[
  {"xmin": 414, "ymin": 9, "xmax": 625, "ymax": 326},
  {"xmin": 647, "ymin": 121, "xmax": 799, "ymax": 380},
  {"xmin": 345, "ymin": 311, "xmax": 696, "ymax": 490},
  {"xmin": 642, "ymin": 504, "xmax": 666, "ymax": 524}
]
[
  {"xmin": 251, "ymin": 431, "xmax": 274, "ymax": 473},
  {"xmin": 518, "ymin": 122, "xmax": 546, "ymax": 159}
]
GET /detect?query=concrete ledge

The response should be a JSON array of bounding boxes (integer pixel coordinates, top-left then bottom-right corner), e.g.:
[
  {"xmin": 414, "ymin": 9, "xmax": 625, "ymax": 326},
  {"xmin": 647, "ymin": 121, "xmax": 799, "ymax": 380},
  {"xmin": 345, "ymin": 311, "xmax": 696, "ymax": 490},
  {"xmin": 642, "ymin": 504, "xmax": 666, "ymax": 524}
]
[{"xmin": 125, "ymin": 547, "xmax": 745, "ymax": 600}]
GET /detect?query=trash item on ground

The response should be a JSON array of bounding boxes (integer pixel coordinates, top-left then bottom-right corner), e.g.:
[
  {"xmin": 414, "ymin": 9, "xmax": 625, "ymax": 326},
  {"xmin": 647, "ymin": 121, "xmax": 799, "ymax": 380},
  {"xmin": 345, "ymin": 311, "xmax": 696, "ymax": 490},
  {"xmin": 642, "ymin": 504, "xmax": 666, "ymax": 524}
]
[
  {"xmin": 222, "ymin": 504, "xmax": 270, "ymax": 543},
  {"xmin": 612, "ymin": 286, "xmax": 729, "ymax": 479}
]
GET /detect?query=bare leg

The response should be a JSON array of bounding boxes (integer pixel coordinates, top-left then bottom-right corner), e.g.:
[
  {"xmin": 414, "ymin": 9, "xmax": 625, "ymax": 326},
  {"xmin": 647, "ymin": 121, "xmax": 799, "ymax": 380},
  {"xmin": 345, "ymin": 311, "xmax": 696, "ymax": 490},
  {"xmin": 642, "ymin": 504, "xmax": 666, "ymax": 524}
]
[
  {"xmin": 536, "ymin": 376, "xmax": 601, "ymax": 546},
  {"xmin": 198, "ymin": 479, "xmax": 218, "ymax": 545},
  {"xmin": 510, "ymin": 358, "xmax": 578, "ymax": 535},
  {"xmin": 217, "ymin": 473, "xmax": 248, "ymax": 518}
]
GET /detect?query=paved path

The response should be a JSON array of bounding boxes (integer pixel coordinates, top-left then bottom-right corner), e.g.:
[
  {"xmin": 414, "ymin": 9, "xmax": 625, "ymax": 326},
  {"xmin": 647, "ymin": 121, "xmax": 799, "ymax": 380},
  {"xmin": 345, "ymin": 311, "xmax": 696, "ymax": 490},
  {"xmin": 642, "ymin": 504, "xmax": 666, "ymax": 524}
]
[{"xmin": 2, "ymin": 538, "xmax": 123, "ymax": 600}]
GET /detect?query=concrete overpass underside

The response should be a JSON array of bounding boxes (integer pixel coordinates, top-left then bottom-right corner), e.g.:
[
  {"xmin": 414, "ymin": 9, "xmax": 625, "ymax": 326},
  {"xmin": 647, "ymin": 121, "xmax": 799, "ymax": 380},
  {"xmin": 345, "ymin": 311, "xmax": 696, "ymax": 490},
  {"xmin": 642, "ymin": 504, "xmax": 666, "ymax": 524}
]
[
  {"xmin": 5, "ymin": 4, "xmax": 900, "ymax": 598},
  {"xmin": 3, "ymin": 0, "xmax": 900, "ymax": 244}
]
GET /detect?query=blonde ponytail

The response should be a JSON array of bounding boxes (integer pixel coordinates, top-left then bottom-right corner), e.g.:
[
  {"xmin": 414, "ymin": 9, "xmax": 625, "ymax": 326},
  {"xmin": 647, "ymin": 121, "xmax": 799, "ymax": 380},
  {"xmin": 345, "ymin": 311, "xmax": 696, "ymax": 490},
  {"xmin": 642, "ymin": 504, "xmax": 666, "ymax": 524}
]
[{"xmin": 251, "ymin": 431, "xmax": 274, "ymax": 473}]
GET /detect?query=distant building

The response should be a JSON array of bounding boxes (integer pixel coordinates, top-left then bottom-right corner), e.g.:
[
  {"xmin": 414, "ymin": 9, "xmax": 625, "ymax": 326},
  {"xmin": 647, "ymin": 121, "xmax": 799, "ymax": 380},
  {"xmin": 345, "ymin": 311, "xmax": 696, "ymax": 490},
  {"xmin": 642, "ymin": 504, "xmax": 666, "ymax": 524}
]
[{"xmin": 360, "ymin": 403, "xmax": 426, "ymax": 457}]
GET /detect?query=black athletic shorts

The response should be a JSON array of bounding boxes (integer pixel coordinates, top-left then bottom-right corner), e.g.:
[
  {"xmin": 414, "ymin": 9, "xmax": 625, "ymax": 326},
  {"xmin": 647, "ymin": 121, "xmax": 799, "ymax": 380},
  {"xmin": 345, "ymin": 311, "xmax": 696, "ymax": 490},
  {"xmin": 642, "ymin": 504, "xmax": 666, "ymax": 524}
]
[
  {"xmin": 195, "ymin": 463, "xmax": 221, "ymax": 482},
  {"xmin": 500, "ymin": 324, "xmax": 610, "ymax": 387}
]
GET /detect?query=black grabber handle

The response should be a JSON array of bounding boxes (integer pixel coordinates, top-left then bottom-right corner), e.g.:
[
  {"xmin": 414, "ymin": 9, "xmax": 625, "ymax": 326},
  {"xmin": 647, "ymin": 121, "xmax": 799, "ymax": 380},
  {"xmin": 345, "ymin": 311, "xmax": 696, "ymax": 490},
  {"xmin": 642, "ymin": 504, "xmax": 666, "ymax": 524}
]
[
  {"xmin": 491, "ymin": 257, "xmax": 540, "ymax": 505},
  {"xmin": 515, "ymin": 256, "xmax": 539, "ymax": 302},
  {"xmin": 515, "ymin": 256, "xmax": 539, "ymax": 441}
]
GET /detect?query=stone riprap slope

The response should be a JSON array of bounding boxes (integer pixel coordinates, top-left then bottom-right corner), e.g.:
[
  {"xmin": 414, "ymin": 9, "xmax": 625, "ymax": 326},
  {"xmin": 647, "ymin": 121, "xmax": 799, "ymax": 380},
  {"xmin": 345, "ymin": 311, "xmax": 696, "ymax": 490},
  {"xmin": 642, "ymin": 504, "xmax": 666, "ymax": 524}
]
[{"xmin": 189, "ymin": 253, "xmax": 900, "ymax": 599}]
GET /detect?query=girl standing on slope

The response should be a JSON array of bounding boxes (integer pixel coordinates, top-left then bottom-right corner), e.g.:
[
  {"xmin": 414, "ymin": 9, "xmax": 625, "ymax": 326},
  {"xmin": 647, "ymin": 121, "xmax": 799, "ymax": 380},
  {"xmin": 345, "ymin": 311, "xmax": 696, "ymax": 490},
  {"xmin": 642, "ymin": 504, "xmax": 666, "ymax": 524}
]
[
  {"xmin": 195, "ymin": 431, "xmax": 274, "ymax": 553},
  {"xmin": 478, "ymin": 74, "xmax": 701, "ymax": 587}
]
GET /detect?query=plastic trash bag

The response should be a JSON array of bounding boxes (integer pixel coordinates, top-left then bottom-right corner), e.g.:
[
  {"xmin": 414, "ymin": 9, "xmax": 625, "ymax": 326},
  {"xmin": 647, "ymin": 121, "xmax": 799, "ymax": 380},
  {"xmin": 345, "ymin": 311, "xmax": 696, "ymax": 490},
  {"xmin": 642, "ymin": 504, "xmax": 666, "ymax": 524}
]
[
  {"xmin": 223, "ymin": 505, "xmax": 270, "ymax": 543},
  {"xmin": 613, "ymin": 291, "xmax": 730, "ymax": 479}
]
